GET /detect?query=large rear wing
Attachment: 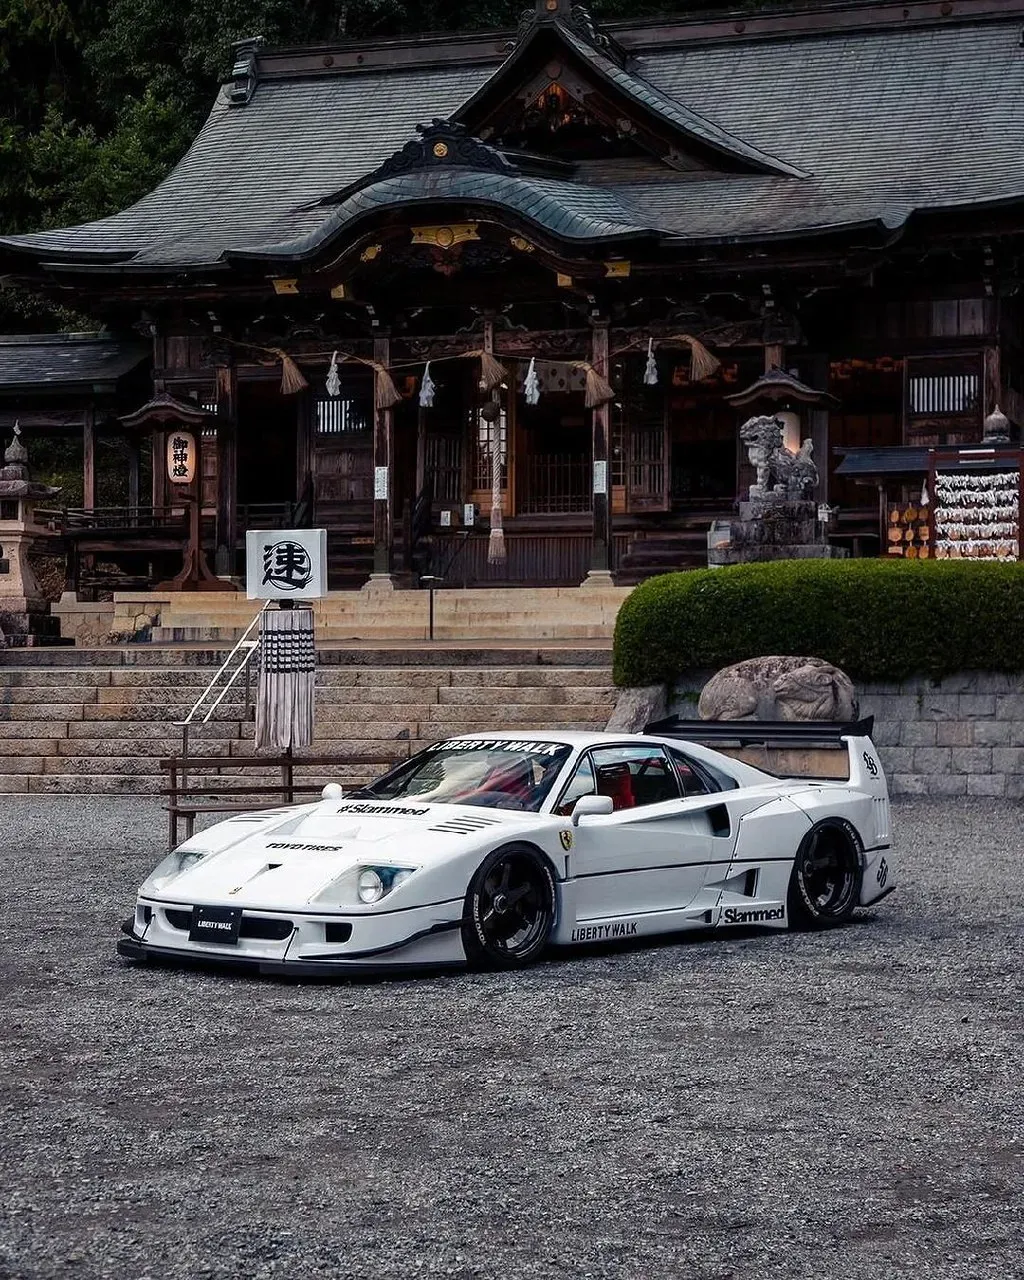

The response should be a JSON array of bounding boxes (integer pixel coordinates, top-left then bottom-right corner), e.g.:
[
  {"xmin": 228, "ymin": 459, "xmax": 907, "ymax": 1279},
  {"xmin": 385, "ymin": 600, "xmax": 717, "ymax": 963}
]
[
  {"xmin": 645, "ymin": 715, "xmax": 886, "ymax": 793},
  {"xmin": 645, "ymin": 715, "xmax": 875, "ymax": 746}
]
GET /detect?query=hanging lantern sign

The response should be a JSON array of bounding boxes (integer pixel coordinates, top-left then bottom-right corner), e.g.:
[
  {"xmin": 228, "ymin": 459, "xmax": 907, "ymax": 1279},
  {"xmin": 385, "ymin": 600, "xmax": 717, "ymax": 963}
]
[{"xmin": 166, "ymin": 431, "xmax": 197, "ymax": 485}]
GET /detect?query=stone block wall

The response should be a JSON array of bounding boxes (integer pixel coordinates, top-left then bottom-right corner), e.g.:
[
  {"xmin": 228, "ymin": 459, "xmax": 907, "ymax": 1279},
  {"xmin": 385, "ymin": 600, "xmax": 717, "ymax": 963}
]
[{"xmin": 668, "ymin": 671, "xmax": 1024, "ymax": 799}]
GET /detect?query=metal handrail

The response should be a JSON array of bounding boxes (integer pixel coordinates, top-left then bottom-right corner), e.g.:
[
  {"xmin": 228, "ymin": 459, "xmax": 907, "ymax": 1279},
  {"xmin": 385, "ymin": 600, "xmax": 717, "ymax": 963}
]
[{"xmin": 175, "ymin": 602, "xmax": 269, "ymax": 731}]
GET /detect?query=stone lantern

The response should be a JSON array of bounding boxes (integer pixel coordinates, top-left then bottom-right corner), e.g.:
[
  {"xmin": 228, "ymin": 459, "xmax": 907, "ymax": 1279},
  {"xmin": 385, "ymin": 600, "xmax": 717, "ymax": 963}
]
[{"xmin": 0, "ymin": 423, "xmax": 61, "ymax": 645}]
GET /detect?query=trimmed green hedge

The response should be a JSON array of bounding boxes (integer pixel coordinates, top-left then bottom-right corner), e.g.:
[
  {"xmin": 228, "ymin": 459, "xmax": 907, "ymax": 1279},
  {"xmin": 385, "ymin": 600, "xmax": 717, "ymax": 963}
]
[{"xmin": 612, "ymin": 559, "xmax": 1024, "ymax": 686}]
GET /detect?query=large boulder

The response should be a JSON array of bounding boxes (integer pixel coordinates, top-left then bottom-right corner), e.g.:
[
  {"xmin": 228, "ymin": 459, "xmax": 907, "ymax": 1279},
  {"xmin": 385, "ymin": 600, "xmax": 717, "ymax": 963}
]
[{"xmin": 697, "ymin": 655, "xmax": 857, "ymax": 722}]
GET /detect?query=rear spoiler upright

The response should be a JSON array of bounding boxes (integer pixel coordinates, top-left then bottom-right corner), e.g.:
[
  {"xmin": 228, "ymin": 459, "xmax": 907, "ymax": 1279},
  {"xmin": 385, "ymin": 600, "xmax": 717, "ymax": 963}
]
[{"xmin": 644, "ymin": 715, "xmax": 875, "ymax": 747}]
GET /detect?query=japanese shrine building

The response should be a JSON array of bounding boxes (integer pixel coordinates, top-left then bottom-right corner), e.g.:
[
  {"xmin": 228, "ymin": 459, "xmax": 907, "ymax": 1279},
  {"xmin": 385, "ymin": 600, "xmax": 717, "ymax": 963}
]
[{"xmin": 3, "ymin": 0, "xmax": 1024, "ymax": 591}]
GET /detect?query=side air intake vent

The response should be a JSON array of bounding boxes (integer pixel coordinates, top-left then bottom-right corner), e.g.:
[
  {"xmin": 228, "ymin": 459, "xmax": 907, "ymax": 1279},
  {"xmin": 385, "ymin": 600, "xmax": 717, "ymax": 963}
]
[{"xmin": 708, "ymin": 804, "xmax": 731, "ymax": 838}]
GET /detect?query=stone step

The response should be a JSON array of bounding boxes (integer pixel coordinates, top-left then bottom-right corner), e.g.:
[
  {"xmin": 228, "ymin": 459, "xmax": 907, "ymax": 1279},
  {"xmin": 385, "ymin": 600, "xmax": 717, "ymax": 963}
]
[
  {"xmin": 446, "ymin": 667, "xmax": 612, "ymax": 688},
  {"xmin": 0, "ymin": 670, "xmax": 118, "ymax": 687},
  {"xmin": 8, "ymin": 774, "xmax": 165, "ymax": 794},
  {"xmin": 0, "ymin": 721, "xmax": 71, "ymax": 739},
  {"xmin": 66, "ymin": 720, "xmax": 242, "ymax": 740},
  {"xmin": 0, "ymin": 645, "xmax": 612, "ymax": 669},
  {"xmin": 0, "ymin": 737, "xmax": 62, "ymax": 757},
  {"xmin": 419, "ymin": 709, "xmax": 609, "ymax": 730},
  {"xmin": 0, "ymin": 686, "xmax": 103, "ymax": 704},
  {"xmin": 434, "ymin": 685, "xmax": 615, "ymax": 706},
  {"xmin": 0, "ymin": 703, "xmax": 91, "ymax": 721}
]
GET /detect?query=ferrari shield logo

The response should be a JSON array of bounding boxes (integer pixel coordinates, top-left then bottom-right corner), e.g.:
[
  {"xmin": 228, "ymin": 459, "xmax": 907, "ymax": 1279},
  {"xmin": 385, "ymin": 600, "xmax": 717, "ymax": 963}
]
[{"xmin": 559, "ymin": 829, "xmax": 573, "ymax": 851}]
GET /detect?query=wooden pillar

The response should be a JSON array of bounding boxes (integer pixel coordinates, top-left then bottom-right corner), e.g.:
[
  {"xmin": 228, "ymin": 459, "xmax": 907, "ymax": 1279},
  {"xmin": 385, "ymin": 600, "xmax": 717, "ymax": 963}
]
[
  {"xmin": 372, "ymin": 333, "xmax": 394, "ymax": 579},
  {"xmin": 586, "ymin": 319, "xmax": 613, "ymax": 582},
  {"xmin": 415, "ymin": 405, "xmax": 428, "ymax": 499},
  {"xmin": 984, "ymin": 345, "xmax": 1002, "ymax": 417},
  {"xmin": 215, "ymin": 363, "xmax": 238, "ymax": 573},
  {"xmin": 83, "ymin": 409, "xmax": 96, "ymax": 510},
  {"xmin": 296, "ymin": 387, "xmax": 314, "ymax": 514},
  {"xmin": 765, "ymin": 342, "xmax": 785, "ymax": 373},
  {"xmin": 151, "ymin": 431, "xmax": 165, "ymax": 508},
  {"xmin": 127, "ymin": 433, "xmax": 141, "ymax": 518},
  {"xmin": 808, "ymin": 354, "xmax": 830, "ymax": 505}
]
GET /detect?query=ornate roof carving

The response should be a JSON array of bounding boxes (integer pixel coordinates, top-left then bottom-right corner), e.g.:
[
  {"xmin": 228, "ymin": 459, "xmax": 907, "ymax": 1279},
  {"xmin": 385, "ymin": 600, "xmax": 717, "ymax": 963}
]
[{"xmin": 373, "ymin": 119, "xmax": 515, "ymax": 182}]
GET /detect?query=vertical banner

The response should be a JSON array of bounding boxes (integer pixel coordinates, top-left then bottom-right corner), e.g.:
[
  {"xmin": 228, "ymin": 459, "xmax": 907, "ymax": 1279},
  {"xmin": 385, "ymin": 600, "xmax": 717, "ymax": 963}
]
[{"xmin": 255, "ymin": 606, "xmax": 316, "ymax": 751}]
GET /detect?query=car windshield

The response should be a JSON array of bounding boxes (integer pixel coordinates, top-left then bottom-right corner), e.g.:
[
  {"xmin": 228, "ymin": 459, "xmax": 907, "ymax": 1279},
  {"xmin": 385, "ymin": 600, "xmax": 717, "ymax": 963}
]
[{"xmin": 359, "ymin": 739, "xmax": 573, "ymax": 812}]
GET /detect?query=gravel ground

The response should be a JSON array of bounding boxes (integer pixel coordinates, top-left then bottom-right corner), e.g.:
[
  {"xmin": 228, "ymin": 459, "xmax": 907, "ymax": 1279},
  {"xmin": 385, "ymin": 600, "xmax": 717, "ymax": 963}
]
[{"xmin": 0, "ymin": 797, "xmax": 1021, "ymax": 1280}]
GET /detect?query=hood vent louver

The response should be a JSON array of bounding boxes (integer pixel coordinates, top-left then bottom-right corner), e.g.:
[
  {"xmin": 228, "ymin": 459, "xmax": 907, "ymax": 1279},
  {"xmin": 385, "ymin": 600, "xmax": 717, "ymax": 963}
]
[{"xmin": 430, "ymin": 815, "xmax": 503, "ymax": 834}]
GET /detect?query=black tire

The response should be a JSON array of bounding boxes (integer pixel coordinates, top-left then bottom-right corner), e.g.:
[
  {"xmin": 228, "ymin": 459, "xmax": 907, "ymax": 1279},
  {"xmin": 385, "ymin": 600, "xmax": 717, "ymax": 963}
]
[
  {"xmin": 462, "ymin": 843, "xmax": 556, "ymax": 970},
  {"xmin": 787, "ymin": 820, "xmax": 863, "ymax": 930}
]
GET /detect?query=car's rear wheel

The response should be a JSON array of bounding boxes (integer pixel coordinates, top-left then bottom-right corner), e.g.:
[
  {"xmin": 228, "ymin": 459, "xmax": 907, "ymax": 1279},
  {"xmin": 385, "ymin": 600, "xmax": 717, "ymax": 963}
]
[
  {"xmin": 787, "ymin": 820, "xmax": 862, "ymax": 929},
  {"xmin": 462, "ymin": 843, "xmax": 556, "ymax": 969}
]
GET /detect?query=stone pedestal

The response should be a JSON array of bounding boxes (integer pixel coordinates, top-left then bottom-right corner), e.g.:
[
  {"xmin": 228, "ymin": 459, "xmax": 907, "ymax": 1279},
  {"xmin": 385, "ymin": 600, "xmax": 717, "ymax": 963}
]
[{"xmin": 708, "ymin": 498, "xmax": 847, "ymax": 566}]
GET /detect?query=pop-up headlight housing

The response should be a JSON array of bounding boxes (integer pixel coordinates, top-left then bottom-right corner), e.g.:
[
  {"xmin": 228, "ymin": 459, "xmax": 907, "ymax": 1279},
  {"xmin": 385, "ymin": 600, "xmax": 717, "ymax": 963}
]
[
  {"xmin": 143, "ymin": 848, "xmax": 211, "ymax": 893},
  {"xmin": 313, "ymin": 864, "xmax": 416, "ymax": 907}
]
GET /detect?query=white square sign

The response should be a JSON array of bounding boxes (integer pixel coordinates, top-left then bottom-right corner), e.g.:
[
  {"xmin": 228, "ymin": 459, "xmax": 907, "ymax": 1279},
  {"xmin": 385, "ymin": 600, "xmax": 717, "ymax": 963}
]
[{"xmin": 246, "ymin": 528, "xmax": 328, "ymax": 600}]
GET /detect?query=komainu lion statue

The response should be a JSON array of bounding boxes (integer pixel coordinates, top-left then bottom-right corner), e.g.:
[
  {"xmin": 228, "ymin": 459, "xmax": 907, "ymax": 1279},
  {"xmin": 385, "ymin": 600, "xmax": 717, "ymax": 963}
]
[
  {"xmin": 698, "ymin": 655, "xmax": 858, "ymax": 722},
  {"xmin": 739, "ymin": 414, "xmax": 819, "ymax": 499}
]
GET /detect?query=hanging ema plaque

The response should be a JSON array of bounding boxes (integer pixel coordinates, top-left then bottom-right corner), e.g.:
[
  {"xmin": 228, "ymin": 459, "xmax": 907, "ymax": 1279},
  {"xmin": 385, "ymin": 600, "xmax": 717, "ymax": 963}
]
[
  {"xmin": 165, "ymin": 431, "xmax": 197, "ymax": 486},
  {"xmin": 930, "ymin": 449, "xmax": 1022, "ymax": 561}
]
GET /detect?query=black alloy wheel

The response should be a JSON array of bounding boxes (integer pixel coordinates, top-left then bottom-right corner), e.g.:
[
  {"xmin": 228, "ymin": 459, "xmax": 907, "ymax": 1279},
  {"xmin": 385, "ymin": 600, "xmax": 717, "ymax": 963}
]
[
  {"xmin": 787, "ymin": 821, "xmax": 862, "ymax": 929},
  {"xmin": 462, "ymin": 843, "xmax": 556, "ymax": 969}
]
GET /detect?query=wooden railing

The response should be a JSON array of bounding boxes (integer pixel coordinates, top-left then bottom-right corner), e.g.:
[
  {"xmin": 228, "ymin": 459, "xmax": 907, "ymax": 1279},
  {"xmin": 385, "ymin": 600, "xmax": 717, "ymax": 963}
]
[{"xmin": 36, "ymin": 505, "xmax": 188, "ymax": 534}]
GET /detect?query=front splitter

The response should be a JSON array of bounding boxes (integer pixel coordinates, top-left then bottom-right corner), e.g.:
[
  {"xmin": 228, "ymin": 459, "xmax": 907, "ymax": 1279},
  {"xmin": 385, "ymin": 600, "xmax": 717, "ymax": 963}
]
[{"xmin": 115, "ymin": 937, "xmax": 465, "ymax": 979}]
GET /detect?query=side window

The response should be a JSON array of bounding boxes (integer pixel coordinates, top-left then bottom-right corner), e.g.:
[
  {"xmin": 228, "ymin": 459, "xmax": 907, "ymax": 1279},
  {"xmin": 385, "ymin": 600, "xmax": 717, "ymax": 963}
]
[
  {"xmin": 555, "ymin": 754, "xmax": 596, "ymax": 815},
  {"xmin": 555, "ymin": 745, "xmax": 686, "ymax": 814},
  {"xmin": 594, "ymin": 745, "xmax": 679, "ymax": 810},
  {"xmin": 669, "ymin": 747, "xmax": 737, "ymax": 794}
]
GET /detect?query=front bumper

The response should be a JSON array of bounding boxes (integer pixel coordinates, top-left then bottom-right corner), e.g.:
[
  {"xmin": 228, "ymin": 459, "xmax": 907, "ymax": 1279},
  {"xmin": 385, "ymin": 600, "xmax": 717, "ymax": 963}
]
[{"xmin": 118, "ymin": 896, "xmax": 467, "ymax": 976}]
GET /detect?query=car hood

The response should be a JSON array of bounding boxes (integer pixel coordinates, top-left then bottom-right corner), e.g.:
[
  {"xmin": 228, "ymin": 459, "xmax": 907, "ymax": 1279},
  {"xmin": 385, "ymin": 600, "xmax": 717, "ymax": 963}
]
[{"xmin": 143, "ymin": 799, "xmax": 545, "ymax": 908}]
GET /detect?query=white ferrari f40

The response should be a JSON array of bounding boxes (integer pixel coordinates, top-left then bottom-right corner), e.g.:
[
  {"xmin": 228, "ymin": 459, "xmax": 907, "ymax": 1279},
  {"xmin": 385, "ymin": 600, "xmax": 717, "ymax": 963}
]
[{"xmin": 118, "ymin": 719, "xmax": 895, "ymax": 976}]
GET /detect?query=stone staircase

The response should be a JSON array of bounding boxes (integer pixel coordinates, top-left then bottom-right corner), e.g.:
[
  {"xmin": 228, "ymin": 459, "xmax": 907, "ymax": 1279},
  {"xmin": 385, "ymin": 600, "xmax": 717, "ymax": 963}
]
[
  {"xmin": 0, "ymin": 646, "xmax": 618, "ymax": 794},
  {"xmin": 53, "ymin": 585, "xmax": 630, "ymax": 647}
]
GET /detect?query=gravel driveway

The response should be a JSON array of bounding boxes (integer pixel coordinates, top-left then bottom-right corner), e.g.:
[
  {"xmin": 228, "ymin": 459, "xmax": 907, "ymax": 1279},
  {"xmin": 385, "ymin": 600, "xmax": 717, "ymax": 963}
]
[{"xmin": 0, "ymin": 797, "xmax": 1021, "ymax": 1280}]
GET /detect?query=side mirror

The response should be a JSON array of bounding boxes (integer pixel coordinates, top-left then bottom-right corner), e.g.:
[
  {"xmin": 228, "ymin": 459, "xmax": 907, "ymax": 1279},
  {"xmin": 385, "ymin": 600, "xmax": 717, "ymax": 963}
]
[{"xmin": 571, "ymin": 794, "xmax": 614, "ymax": 825}]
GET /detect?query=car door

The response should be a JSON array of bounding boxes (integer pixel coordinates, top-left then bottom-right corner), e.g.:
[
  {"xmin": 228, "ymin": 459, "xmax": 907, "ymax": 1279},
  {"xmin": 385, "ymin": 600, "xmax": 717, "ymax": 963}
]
[{"xmin": 557, "ymin": 744, "xmax": 727, "ymax": 920}]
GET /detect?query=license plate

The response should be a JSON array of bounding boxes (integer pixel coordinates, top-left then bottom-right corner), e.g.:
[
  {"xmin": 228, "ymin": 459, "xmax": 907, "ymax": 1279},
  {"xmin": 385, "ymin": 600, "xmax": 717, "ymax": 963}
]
[{"xmin": 189, "ymin": 905, "xmax": 242, "ymax": 944}]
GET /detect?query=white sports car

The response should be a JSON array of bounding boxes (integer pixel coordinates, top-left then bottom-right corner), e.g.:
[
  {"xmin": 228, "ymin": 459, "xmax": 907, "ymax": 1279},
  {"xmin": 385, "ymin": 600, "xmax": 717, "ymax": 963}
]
[{"xmin": 117, "ymin": 720, "xmax": 895, "ymax": 976}]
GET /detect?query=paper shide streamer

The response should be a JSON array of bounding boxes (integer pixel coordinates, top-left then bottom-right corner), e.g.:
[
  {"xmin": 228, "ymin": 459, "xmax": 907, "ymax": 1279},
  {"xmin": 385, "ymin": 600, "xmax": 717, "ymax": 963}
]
[
  {"xmin": 419, "ymin": 361, "xmax": 436, "ymax": 408},
  {"xmin": 326, "ymin": 350, "xmax": 341, "ymax": 398},
  {"xmin": 524, "ymin": 357, "xmax": 540, "ymax": 406}
]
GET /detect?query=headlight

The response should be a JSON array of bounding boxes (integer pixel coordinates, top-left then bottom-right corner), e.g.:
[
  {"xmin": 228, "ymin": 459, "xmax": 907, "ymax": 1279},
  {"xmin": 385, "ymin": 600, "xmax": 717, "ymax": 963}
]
[
  {"xmin": 313, "ymin": 864, "xmax": 416, "ymax": 907},
  {"xmin": 145, "ymin": 848, "xmax": 210, "ymax": 892},
  {"xmin": 357, "ymin": 868, "xmax": 384, "ymax": 904}
]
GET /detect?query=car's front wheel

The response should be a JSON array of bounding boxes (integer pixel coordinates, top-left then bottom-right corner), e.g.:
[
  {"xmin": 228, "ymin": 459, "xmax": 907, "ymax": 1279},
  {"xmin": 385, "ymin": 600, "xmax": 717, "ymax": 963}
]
[
  {"xmin": 462, "ymin": 843, "xmax": 556, "ymax": 969},
  {"xmin": 787, "ymin": 820, "xmax": 862, "ymax": 929}
]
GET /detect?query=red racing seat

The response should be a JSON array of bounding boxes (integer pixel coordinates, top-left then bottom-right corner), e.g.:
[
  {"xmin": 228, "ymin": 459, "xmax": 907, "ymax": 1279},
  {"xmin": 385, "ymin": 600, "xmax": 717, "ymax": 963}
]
[{"xmin": 595, "ymin": 762, "xmax": 635, "ymax": 811}]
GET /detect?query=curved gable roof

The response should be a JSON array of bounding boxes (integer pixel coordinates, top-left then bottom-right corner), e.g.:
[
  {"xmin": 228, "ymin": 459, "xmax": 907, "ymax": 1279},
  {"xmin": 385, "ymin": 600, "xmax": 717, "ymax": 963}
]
[{"xmin": 2, "ymin": 6, "xmax": 1024, "ymax": 273}]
